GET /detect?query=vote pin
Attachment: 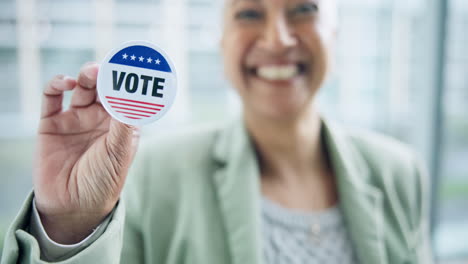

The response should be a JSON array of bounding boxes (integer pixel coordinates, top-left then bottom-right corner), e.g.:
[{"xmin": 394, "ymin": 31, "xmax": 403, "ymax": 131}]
[{"xmin": 97, "ymin": 41, "xmax": 177, "ymax": 126}]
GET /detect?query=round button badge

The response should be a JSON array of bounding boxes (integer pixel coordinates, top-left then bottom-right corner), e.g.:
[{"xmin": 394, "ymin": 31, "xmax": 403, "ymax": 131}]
[{"xmin": 97, "ymin": 41, "xmax": 177, "ymax": 126}]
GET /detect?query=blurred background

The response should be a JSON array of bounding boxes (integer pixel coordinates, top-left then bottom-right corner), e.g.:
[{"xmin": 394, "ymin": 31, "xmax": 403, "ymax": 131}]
[{"xmin": 0, "ymin": 0, "xmax": 467, "ymax": 262}]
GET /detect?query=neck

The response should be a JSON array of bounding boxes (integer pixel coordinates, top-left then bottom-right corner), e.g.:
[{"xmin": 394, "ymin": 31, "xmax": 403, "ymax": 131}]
[{"xmin": 244, "ymin": 108, "xmax": 329, "ymax": 184}]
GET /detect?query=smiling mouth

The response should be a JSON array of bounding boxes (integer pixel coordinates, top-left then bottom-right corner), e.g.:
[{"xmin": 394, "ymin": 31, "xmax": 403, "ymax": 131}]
[{"xmin": 248, "ymin": 63, "xmax": 308, "ymax": 82}]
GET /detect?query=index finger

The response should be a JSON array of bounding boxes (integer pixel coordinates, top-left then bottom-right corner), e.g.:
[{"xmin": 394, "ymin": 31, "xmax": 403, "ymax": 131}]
[{"xmin": 41, "ymin": 75, "xmax": 77, "ymax": 119}]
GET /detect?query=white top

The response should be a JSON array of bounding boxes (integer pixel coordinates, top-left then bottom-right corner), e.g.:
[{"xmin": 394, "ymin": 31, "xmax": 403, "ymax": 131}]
[{"xmin": 261, "ymin": 197, "xmax": 358, "ymax": 264}]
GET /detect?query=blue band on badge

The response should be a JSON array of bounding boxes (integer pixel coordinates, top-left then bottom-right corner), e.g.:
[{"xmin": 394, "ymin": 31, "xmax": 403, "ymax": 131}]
[{"xmin": 108, "ymin": 45, "xmax": 172, "ymax": 73}]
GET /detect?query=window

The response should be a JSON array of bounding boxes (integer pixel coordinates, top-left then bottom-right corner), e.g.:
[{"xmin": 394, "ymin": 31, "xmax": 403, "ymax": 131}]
[{"xmin": 434, "ymin": 0, "xmax": 468, "ymax": 259}]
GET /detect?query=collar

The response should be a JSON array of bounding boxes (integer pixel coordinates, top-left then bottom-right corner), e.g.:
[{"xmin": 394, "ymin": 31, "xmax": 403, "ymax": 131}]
[{"xmin": 211, "ymin": 117, "xmax": 387, "ymax": 264}]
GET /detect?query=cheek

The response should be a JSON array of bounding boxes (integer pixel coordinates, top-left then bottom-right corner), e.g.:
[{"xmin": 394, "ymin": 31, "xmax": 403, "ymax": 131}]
[
  {"xmin": 222, "ymin": 29, "xmax": 258, "ymax": 86},
  {"xmin": 299, "ymin": 24, "xmax": 326, "ymax": 53},
  {"xmin": 299, "ymin": 26, "xmax": 331, "ymax": 72},
  {"xmin": 226, "ymin": 39, "xmax": 243, "ymax": 71}
]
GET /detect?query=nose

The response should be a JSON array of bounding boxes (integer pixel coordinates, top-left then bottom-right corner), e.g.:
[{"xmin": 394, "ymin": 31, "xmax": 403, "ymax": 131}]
[{"xmin": 259, "ymin": 16, "xmax": 297, "ymax": 52}]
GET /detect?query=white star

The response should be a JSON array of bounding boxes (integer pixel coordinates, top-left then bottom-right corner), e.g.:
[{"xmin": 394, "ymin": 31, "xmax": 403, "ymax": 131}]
[
  {"xmin": 130, "ymin": 55, "xmax": 136, "ymax": 61},
  {"xmin": 139, "ymin": 56, "xmax": 144, "ymax": 62},
  {"xmin": 147, "ymin": 57, "xmax": 153, "ymax": 63},
  {"xmin": 155, "ymin": 59, "xmax": 161, "ymax": 65},
  {"xmin": 122, "ymin": 53, "xmax": 128, "ymax": 59}
]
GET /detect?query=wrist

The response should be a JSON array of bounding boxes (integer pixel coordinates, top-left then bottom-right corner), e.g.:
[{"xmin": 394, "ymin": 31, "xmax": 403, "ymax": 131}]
[{"xmin": 35, "ymin": 203, "xmax": 115, "ymax": 244}]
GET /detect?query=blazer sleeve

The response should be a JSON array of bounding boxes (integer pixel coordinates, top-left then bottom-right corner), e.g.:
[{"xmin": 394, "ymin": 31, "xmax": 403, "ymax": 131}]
[
  {"xmin": 28, "ymin": 198, "xmax": 113, "ymax": 262},
  {"xmin": 0, "ymin": 192, "xmax": 126, "ymax": 264}
]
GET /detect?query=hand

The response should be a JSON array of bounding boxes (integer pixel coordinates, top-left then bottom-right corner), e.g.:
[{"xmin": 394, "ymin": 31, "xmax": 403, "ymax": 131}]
[{"xmin": 33, "ymin": 63, "xmax": 139, "ymax": 244}]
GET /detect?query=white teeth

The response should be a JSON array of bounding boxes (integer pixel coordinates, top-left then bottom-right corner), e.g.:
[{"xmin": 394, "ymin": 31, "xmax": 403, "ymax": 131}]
[{"xmin": 256, "ymin": 65, "xmax": 299, "ymax": 81}]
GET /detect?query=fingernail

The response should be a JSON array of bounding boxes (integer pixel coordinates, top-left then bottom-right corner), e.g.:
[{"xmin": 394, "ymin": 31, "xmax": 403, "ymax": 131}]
[
  {"xmin": 84, "ymin": 64, "xmax": 99, "ymax": 79},
  {"xmin": 83, "ymin": 69, "xmax": 95, "ymax": 80},
  {"xmin": 51, "ymin": 78, "xmax": 65, "ymax": 89}
]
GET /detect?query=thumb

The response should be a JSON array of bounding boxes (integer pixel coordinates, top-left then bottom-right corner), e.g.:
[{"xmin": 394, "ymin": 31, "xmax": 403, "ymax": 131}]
[{"xmin": 106, "ymin": 119, "xmax": 139, "ymax": 170}]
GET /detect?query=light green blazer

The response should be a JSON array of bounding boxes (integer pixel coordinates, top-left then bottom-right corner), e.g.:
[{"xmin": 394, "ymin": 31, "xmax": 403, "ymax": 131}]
[{"xmin": 1, "ymin": 118, "xmax": 433, "ymax": 264}]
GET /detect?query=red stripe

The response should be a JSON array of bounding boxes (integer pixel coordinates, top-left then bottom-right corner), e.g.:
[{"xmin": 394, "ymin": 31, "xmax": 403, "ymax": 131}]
[
  {"xmin": 116, "ymin": 111, "xmax": 151, "ymax": 118},
  {"xmin": 108, "ymin": 101, "xmax": 161, "ymax": 111},
  {"xmin": 105, "ymin": 96, "xmax": 165, "ymax": 107},
  {"xmin": 111, "ymin": 106, "xmax": 157, "ymax": 114},
  {"xmin": 124, "ymin": 116, "xmax": 141, "ymax": 120}
]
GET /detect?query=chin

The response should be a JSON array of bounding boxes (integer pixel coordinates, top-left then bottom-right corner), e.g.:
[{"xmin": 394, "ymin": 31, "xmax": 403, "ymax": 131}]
[{"xmin": 245, "ymin": 96, "xmax": 313, "ymax": 123}]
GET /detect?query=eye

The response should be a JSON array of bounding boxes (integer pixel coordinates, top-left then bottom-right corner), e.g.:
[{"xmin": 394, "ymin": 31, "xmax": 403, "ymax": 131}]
[
  {"xmin": 235, "ymin": 9, "xmax": 264, "ymax": 21},
  {"xmin": 290, "ymin": 2, "xmax": 318, "ymax": 17}
]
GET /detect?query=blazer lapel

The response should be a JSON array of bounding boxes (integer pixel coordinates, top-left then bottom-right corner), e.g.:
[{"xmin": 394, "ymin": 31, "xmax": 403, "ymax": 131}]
[
  {"xmin": 211, "ymin": 118, "xmax": 388, "ymax": 264},
  {"xmin": 322, "ymin": 118, "xmax": 388, "ymax": 264},
  {"xmin": 212, "ymin": 120, "xmax": 263, "ymax": 264}
]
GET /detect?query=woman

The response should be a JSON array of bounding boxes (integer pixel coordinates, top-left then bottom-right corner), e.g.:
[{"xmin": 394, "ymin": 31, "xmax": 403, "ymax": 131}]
[{"xmin": 2, "ymin": 0, "xmax": 433, "ymax": 263}]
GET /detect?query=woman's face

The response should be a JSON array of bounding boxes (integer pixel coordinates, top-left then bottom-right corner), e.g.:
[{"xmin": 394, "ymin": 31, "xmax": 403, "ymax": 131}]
[{"xmin": 221, "ymin": 0, "xmax": 337, "ymax": 121}]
